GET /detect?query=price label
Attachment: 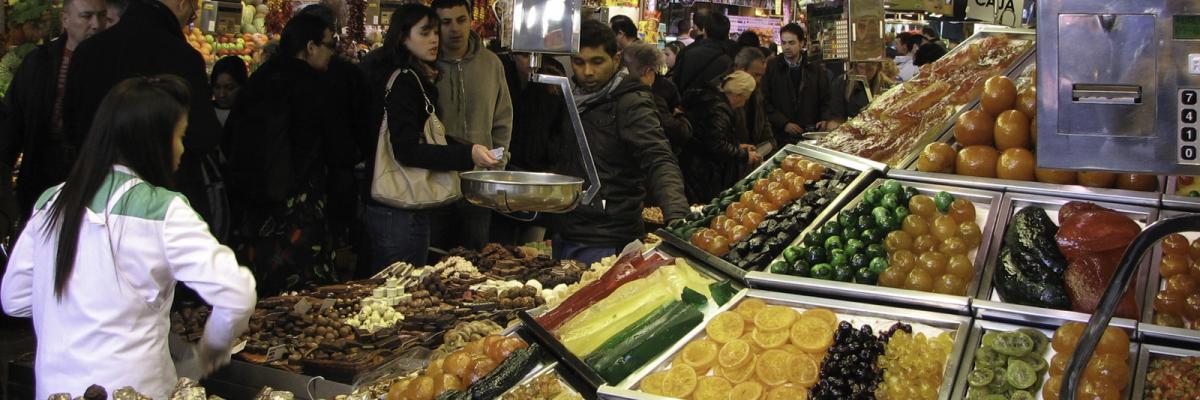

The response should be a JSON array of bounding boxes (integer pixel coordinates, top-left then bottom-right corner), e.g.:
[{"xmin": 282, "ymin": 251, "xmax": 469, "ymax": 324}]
[
  {"xmin": 265, "ymin": 345, "xmax": 288, "ymax": 362},
  {"xmin": 320, "ymin": 298, "xmax": 336, "ymax": 313},
  {"xmin": 293, "ymin": 299, "xmax": 312, "ymax": 315}
]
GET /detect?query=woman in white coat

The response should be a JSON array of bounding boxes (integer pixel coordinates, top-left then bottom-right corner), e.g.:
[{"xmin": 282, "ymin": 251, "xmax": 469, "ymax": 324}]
[{"xmin": 1, "ymin": 76, "xmax": 257, "ymax": 399}]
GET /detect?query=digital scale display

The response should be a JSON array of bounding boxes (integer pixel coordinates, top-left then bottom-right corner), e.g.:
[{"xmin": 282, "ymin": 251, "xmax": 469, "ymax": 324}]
[{"xmin": 1176, "ymin": 15, "xmax": 1200, "ymax": 40}]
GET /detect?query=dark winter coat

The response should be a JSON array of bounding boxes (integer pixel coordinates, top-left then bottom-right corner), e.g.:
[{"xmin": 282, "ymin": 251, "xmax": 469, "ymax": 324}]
[
  {"xmin": 681, "ymin": 83, "xmax": 747, "ymax": 203},
  {"xmin": 0, "ymin": 36, "xmax": 71, "ymax": 217},
  {"xmin": 672, "ymin": 38, "xmax": 740, "ymax": 94},
  {"xmin": 500, "ymin": 52, "xmax": 566, "ymax": 172},
  {"xmin": 760, "ymin": 55, "xmax": 836, "ymax": 145},
  {"xmin": 829, "ymin": 73, "xmax": 890, "ymax": 120},
  {"xmin": 551, "ymin": 77, "xmax": 688, "ymax": 247},
  {"xmin": 735, "ymin": 88, "xmax": 777, "ymax": 176},
  {"xmin": 61, "ymin": 0, "xmax": 222, "ymax": 223},
  {"xmin": 318, "ymin": 56, "xmax": 370, "ymax": 222}
]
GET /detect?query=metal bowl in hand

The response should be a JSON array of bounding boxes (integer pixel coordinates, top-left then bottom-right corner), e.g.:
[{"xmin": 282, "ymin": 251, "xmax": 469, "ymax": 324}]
[{"xmin": 460, "ymin": 171, "xmax": 584, "ymax": 213}]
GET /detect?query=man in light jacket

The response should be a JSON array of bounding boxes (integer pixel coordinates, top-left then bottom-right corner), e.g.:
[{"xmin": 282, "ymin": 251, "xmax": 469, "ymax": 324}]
[{"xmin": 431, "ymin": 0, "xmax": 513, "ymax": 250}]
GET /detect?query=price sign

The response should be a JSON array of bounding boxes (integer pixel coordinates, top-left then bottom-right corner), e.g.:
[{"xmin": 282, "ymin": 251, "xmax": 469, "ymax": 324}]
[
  {"xmin": 320, "ymin": 298, "xmax": 336, "ymax": 313},
  {"xmin": 966, "ymin": 0, "xmax": 1025, "ymax": 28},
  {"xmin": 293, "ymin": 299, "xmax": 312, "ymax": 315},
  {"xmin": 265, "ymin": 345, "xmax": 288, "ymax": 362}
]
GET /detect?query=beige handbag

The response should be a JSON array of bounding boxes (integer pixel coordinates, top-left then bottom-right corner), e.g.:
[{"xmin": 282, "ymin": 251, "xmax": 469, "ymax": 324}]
[{"xmin": 371, "ymin": 69, "xmax": 461, "ymax": 209}]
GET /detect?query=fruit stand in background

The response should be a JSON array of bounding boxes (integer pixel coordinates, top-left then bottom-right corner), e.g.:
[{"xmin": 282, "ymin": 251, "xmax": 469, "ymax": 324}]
[{"xmin": 0, "ymin": 0, "xmax": 53, "ymax": 96}]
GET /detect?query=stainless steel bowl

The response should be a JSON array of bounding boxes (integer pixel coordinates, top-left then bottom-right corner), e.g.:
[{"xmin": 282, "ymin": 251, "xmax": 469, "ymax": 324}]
[
  {"xmin": 801, "ymin": 131, "xmax": 829, "ymax": 141},
  {"xmin": 460, "ymin": 171, "xmax": 584, "ymax": 213}
]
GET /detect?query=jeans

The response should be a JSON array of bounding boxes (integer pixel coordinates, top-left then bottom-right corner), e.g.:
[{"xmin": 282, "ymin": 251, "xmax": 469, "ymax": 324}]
[
  {"xmin": 362, "ymin": 202, "xmax": 431, "ymax": 270},
  {"xmin": 553, "ymin": 238, "xmax": 619, "ymax": 265},
  {"xmin": 429, "ymin": 199, "xmax": 491, "ymax": 251}
]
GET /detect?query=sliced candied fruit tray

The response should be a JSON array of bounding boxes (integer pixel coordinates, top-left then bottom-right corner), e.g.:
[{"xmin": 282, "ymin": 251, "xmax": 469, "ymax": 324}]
[{"xmin": 1132, "ymin": 344, "xmax": 1200, "ymax": 400}]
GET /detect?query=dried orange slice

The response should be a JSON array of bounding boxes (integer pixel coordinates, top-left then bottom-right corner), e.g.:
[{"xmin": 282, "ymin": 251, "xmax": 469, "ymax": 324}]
[
  {"xmin": 716, "ymin": 356, "xmax": 756, "ymax": 383},
  {"xmin": 801, "ymin": 308, "xmax": 839, "ymax": 330},
  {"xmin": 780, "ymin": 343, "xmax": 802, "ymax": 355},
  {"xmin": 693, "ymin": 376, "xmax": 733, "ymax": 400},
  {"xmin": 788, "ymin": 352, "xmax": 820, "ymax": 387},
  {"xmin": 754, "ymin": 305, "xmax": 798, "ymax": 331},
  {"xmin": 732, "ymin": 381, "xmax": 765, "ymax": 400},
  {"xmin": 718, "ymin": 339, "xmax": 753, "ymax": 369},
  {"xmin": 766, "ymin": 384, "xmax": 810, "ymax": 400},
  {"xmin": 755, "ymin": 349, "xmax": 792, "ymax": 386},
  {"xmin": 639, "ymin": 370, "xmax": 669, "ymax": 395},
  {"xmin": 790, "ymin": 317, "xmax": 835, "ymax": 353},
  {"xmin": 660, "ymin": 365, "xmax": 698, "ymax": 398},
  {"xmin": 680, "ymin": 339, "xmax": 719, "ymax": 372},
  {"xmin": 752, "ymin": 327, "xmax": 790, "ymax": 349},
  {"xmin": 706, "ymin": 311, "xmax": 745, "ymax": 343},
  {"xmin": 735, "ymin": 298, "xmax": 768, "ymax": 323}
]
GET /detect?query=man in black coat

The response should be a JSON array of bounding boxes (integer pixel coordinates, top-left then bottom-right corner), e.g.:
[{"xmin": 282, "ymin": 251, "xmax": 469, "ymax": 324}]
[
  {"xmin": 672, "ymin": 12, "xmax": 739, "ymax": 95},
  {"xmin": 61, "ymin": 0, "xmax": 222, "ymax": 224},
  {"xmin": 1, "ymin": 0, "xmax": 111, "ymax": 219},
  {"xmin": 761, "ymin": 23, "xmax": 838, "ymax": 146}
]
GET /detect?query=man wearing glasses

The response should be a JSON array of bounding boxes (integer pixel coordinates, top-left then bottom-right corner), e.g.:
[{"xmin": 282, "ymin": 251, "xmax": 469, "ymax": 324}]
[{"xmin": 61, "ymin": 0, "xmax": 224, "ymax": 226}]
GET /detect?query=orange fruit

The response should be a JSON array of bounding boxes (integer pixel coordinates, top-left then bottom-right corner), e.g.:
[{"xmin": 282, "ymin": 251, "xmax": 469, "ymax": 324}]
[
  {"xmin": 1036, "ymin": 168, "xmax": 1077, "ymax": 184},
  {"xmin": 717, "ymin": 356, "xmax": 757, "ymax": 383},
  {"xmin": 707, "ymin": 311, "xmax": 745, "ymax": 343},
  {"xmin": 732, "ymin": 381, "xmax": 766, "ymax": 400},
  {"xmin": 790, "ymin": 317, "xmax": 835, "ymax": 353},
  {"xmin": 1078, "ymin": 171, "xmax": 1117, "ymax": 188},
  {"xmin": 996, "ymin": 147, "xmax": 1036, "ymax": 181},
  {"xmin": 680, "ymin": 339, "xmax": 719, "ymax": 372},
  {"xmin": 955, "ymin": 109, "xmax": 995, "ymax": 146},
  {"xmin": 1016, "ymin": 86, "xmax": 1037, "ymax": 118},
  {"xmin": 917, "ymin": 142, "xmax": 957, "ymax": 173},
  {"xmin": 660, "ymin": 365, "xmax": 698, "ymax": 398},
  {"xmin": 994, "ymin": 109, "xmax": 1030, "ymax": 150},
  {"xmin": 640, "ymin": 370, "xmax": 669, "ymax": 395},
  {"xmin": 981, "ymin": 75, "xmax": 1018, "ymax": 116},
  {"xmin": 755, "ymin": 349, "xmax": 793, "ymax": 386},
  {"xmin": 754, "ymin": 305, "xmax": 798, "ymax": 331},
  {"xmin": 801, "ymin": 308, "xmax": 839, "ymax": 330},
  {"xmin": 1115, "ymin": 174, "xmax": 1157, "ymax": 191},
  {"xmin": 719, "ymin": 339, "xmax": 753, "ymax": 368},
  {"xmin": 735, "ymin": 298, "xmax": 768, "ymax": 323},
  {"xmin": 956, "ymin": 145, "xmax": 999, "ymax": 178},
  {"xmin": 788, "ymin": 352, "xmax": 820, "ymax": 387},
  {"xmin": 767, "ymin": 384, "xmax": 810, "ymax": 400},
  {"xmin": 694, "ymin": 376, "xmax": 733, "ymax": 400},
  {"xmin": 752, "ymin": 328, "xmax": 790, "ymax": 349}
]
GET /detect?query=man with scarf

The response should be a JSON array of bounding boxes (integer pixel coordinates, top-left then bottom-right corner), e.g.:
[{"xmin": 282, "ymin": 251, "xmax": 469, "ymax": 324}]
[{"xmin": 549, "ymin": 20, "xmax": 688, "ymax": 264}]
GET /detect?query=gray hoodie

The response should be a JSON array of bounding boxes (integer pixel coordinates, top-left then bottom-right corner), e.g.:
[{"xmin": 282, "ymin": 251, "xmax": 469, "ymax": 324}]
[{"xmin": 436, "ymin": 32, "xmax": 514, "ymax": 167}]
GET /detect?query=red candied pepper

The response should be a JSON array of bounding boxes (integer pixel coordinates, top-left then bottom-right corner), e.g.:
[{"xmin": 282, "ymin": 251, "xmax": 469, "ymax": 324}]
[
  {"xmin": 1056, "ymin": 209, "xmax": 1141, "ymax": 261},
  {"xmin": 536, "ymin": 251, "xmax": 674, "ymax": 332}
]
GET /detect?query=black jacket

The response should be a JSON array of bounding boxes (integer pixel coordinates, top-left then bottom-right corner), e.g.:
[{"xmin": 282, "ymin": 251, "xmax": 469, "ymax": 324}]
[
  {"xmin": 501, "ymin": 53, "xmax": 565, "ymax": 172},
  {"xmin": 672, "ymin": 38, "xmax": 739, "ymax": 94},
  {"xmin": 760, "ymin": 55, "xmax": 836, "ymax": 144},
  {"xmin": 551, "ymin": 77, "xmax": 688, "ymax": 247},
  {"xmin": 735, "ymin": 88, "xmax": 776, "ymax": 176},
  {"xmin": 62, "ymin": 0, "xmax": 222, "ymax": 221},
  {"xmin": 319, "ymin": 56, "xmax": 370, "ymax": 222},
  {"xmin": 0, "ymin": 36, "xmax": 71, "ymax": 217},
  {"xmin": 681, "ymin": 83, "xmax": 747, "ymax": 203},
  {"xmin": 829, "ymin": 73, "xmax": 889, "ymax": 120}
]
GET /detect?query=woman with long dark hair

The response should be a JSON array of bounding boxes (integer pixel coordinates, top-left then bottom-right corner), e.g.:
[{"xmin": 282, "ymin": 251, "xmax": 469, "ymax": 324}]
[
  {"xmin": 359, "ymin": 4, "xmax": 499, "ymax": 270},
  {"xmin": 1, "ymin": 76, "xmax": 256, "ymax": 399}
]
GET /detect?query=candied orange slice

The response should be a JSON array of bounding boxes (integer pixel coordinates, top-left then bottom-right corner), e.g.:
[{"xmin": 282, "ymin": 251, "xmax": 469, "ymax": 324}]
[
  {"xmin": 788, "ymin": 352, "xmax": 820, "ymax": 387},
  {"xmin": 706, "ymin": 311, "xmax": 745, "ymax": 343},
  {"xmin": 735, "ymin": 298, "xmax": 768, "ymax": 318},
  {"xmin": 680, "ymin": 339, "xmax": 719, "ymax": 372},
  {"xmin": 718, "ymin": 339, "xmax": 753, "ymax": 369},
  {"xmin": 732, "ymin": 381, "xmax": 765, "ymax": 400},
  {"xmin": 639, "ymin": 370, "xmax": 669, "ymax": 395},
  {"xmin": 755, "ymin": 349, "xmax": 792, "ymax": 386},
  {"xmin": 752, "ymin": 328, "xmax": 790, "ymax": 349},
  {"xmin": 767, "ymin": 384, "xmax": 810, "ymax": 400},
  {"xmin": 693, "ymin": 376, "xmax": 733, "ymax": 400},
  {"xmin": 801, "ymin": 308, "xmax": 839, "ymax": 330},
  {"xmin": 660, "ymin": 365, "xmax": 698, "ymax": 398},
  {"xmin": 716, "ymin": 356, "xmax": 757, "ymax": 383},
  {"xmin": 754, "ymin": 305, "xmax": 798, "ymax": 331},
  {"xmin": 790, "ymin": 317, "xmax": 835, "ymax": 353}
]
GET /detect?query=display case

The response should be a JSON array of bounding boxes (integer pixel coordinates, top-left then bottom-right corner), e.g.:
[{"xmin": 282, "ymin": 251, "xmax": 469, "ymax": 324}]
[{"xmin": 1138, "ymin": 208, "xmax": 1200, "ymax": 346}]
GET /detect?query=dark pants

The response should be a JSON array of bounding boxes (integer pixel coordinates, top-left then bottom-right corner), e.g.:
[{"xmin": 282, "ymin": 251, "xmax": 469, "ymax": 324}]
[
  {"xmin": 553, "ymin": 237, "xmax": 619, "ymax": 265},
  {"xmin": 429, "ymin": 199, "xmax": 491, "ymax": 251},
  {"xmin": 362, "ymin": 202, "xmax": 431, "ymax": 270}
]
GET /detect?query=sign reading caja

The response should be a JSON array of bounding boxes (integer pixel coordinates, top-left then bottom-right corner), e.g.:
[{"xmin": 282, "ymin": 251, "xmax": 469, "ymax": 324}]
[{"xmin": 966, "ymin": 0, "xmax": 1025, "ymax": 28}]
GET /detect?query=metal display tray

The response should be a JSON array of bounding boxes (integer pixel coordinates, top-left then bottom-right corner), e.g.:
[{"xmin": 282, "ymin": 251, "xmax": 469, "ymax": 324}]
[
  {"xmin": 950, "ymin": 319, "xmax": 1141, "ymax": 400},
  {"xmin": 973, "ymin": 192, "xmax": 1156, "ymax": 330},
  {"xmin": 745, "ymin": 178, "xmax": 1004, "ymax": 314},
  {"xmin": 596, "ymin": 289, "xmax": 972, "ymax": 400},
  {"xmin": 1138, "ymin": 209, "xmax": 1200, "ymax": 346},
  {"xmin": 890, "ymin": 169, "xmax": 1165, "ymax": 208},
  {"xmin": 1131, "ymin": 344, "xmax": 1200, "ymax": 399},
  {"xmin": 656, "ymin": 143, "xmax": 882, "ymax": 283},
  {"xmin": 1162, "ymin": 176, "xmax": 1200, "ymax": 211}
]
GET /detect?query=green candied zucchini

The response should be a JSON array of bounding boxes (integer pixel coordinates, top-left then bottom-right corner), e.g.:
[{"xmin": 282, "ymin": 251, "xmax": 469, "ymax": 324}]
[
  {"xmin": 708, "ymin": 281, "xmax": 736, "ymax": 306},
  {"xmin": 584, "ymin": 288, "xmax": 707, "ymax": 384},
  {"xmin": 461, "ymin": 343, "xmax": 544, "ymax": 399}
]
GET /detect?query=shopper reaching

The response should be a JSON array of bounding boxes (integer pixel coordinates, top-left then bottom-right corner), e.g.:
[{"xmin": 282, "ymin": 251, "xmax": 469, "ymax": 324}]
[
  {"xmin": 681, "ymin": 70, "xmax": 761, "ymax": 203},
  {"xmin": 1, "ymin": 76, "xmax": 256, "ymax": 400}
]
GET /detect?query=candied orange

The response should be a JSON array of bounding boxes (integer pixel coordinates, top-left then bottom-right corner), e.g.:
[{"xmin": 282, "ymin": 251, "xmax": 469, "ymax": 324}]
[
  {"xmin": 707, "ymin": 311, "xmax": 745, "ymax": 343},
  {"xmin": 660, "ymin": 365, "xmax": 698, "ymax": 398},
  {"xmin": 680, "ymin": 339, "xmax": 719, "ymax": 372},
  {"xmin": 1162, "ymin": 234, "xmax": 1191, "ymax": 256},
  {"xmin": 1096, "ymin": 326, "xmax": 1130, "ymax": 358},
  {"xmin": 1078, "ymin": 172, "xmax": 1117, "ymax": 188},
  {"xmin": 735, "ymin": 298, "xmax": 768, "ymax": 323},
  {"xmin": 717, "ymin": 356, "xmax": 757, "ymax": 383},
  {"xmin": 954, "ymin": 109, "xmax": 995, "ymax": 146},
  {"xmin": 994, "ymin": 110, "xmax": 1030, "ymax": 151},
  {"xmin": 719, "ymin": 339, "xmax": 753, "ymax": 368},
  {"xmin": 732, "ymin": 381, "xmax": 765, "ymax": 400},
  {"xmin": 755, "ymin": 349, "xmax": 793, "ymax": 386},
  {"xmin": 639, "ymin": 370, "xmax": 669, "ymax": 395},
  {"xmin": 694, "ymin": 376, "xmax": 733, "ymax": 400},
  {"xmin": 1036, "ymin": 168, "xmax": 1077, "ymax": 185},
  {"xmin": 790, "ymin": 318, "xmax": 835, "ymax": 353},
  {"xmin": 801, "ymin": 308, "xmax": 839, "ymax": 330},
  {"xmin": 956, "ymin": 145, "xmax": 999, "ymax": 178},
  {"xmin": 752, "ymin": 327, "xmax": 790, "ymax": 349},
  {"xmin": 788, "ymin": 352, "xmax": 820, "ymax": 387},
  {"xmin": 766, "ymin": 384, "xmax": 810, "ymax": 400},
  {"xmin": 981, "ymin": 75, "xmax": 1017, "ymax": 116},
  {"xmin": 754, "ymin": 305, "xmax": 798, "ymax": 331}
]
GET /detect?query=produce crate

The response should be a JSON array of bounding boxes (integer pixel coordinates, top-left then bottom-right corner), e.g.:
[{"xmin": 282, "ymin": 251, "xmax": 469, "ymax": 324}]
[
  {"xmin": 656, "ymin": 143, "xmax": 881, "ymax": 283},
  {"xmin": 745, "ymin": 179, "xmax": 1003, "ymax": 314},
  {"xmin": 596, "ymin": 289, "xmax": 972, "ymax": 399},
  {"xmin": 973, "ymin": 192, "xmax": 1156, "ymax": 329},
  {"xmin": 1138, "ymin": 209, "xmax": 1200, "ymax": 346},
  {"xmin": 950, "ymin": 319, "xmax": 1140, "ymax": 400},
  {"xmin": 1131, "ymin": 344, "xmax": 1200, "ymax": 399}
]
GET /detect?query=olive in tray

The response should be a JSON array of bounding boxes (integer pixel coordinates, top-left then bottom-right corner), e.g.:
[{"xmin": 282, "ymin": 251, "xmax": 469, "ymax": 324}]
[{"xmin": 722, "ymin": 174, "xmax": 854, "ymax": 271}]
